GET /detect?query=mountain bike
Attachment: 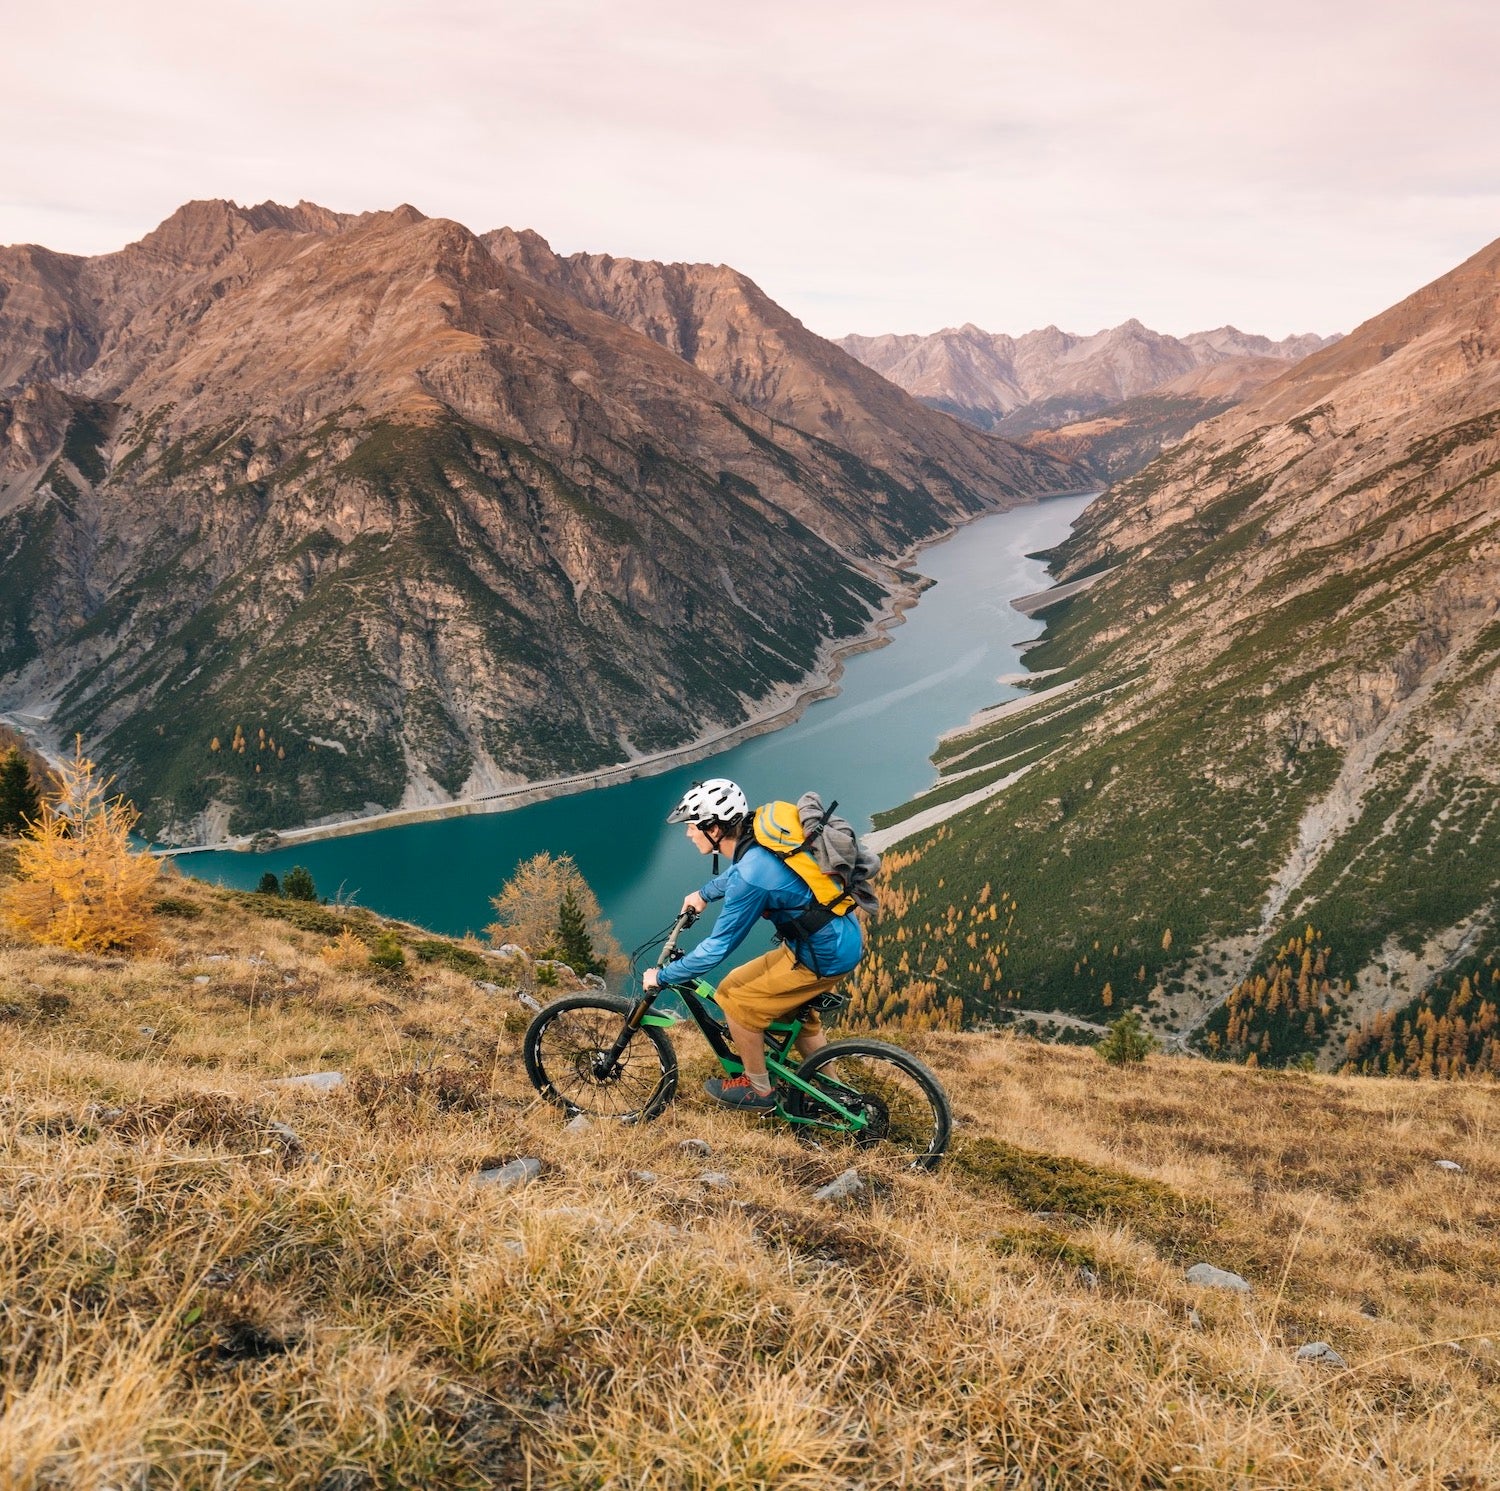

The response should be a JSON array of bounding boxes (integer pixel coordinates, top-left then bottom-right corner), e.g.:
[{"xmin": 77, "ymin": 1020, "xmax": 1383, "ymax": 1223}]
[{"xmin": 522, "ymin": 909, "xmax": 952, "ymax": 1169}]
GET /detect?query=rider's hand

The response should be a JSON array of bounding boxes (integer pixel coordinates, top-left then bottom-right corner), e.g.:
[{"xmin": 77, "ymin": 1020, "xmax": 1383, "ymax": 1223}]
[
  {"xmin": 681, "ymin": 891, "xmax": 706, "ymax": 916},
  {"xmin": 642, "ymin": 968, "xmax": 660, "ymax": 991}
]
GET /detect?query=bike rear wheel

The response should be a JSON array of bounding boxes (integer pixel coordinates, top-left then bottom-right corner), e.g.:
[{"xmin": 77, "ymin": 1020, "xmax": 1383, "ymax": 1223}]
[
  {"xmin": 523, "ymin": 994, "xmax": 678, "ymax": 1122},
  {"xmin": 788, "ymin": 1038, "xmax": 951, "ymax": 1169}
]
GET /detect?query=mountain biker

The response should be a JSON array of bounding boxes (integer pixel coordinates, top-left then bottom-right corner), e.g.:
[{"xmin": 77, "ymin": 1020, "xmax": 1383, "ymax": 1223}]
[{"xmin": 642, "ymin": 778, "xmax": 864, "ymax": 1111}]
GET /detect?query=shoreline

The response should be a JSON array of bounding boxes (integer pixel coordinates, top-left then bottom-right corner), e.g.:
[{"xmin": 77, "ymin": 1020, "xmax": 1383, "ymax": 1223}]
[
  {"xmin": 4, "ymin": 486, "xmax": 1099, "ymax": 855},
  {"xmin": 163, "ymin": 562, "xmax": 938, "ymax": 854}
]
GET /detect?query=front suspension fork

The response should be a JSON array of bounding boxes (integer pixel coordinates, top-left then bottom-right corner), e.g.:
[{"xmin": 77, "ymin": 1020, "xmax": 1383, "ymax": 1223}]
[{"xmin": 595, "ymin": 993, "xmax": 658, "ymax": 1077}]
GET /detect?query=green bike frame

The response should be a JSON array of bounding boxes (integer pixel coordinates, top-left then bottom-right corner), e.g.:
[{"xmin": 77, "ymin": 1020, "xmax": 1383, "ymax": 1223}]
[{"xmin": 600, "ymin": 926, "xmax": 871, "ymax": 1134}]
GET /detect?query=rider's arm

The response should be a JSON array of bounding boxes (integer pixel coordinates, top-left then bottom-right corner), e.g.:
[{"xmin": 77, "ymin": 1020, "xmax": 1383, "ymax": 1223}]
[
  {"xmin": 698, "ymin": 868, "xmax": 731, "ymax": 902},
  {"xmin": 656, "ymin": 869, "xmax": 768, "ymax": 988}
]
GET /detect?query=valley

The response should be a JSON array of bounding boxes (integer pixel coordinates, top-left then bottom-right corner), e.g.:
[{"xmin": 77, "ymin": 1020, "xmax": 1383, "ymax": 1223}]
[{"xmin": 862, "ymin": 238, "xmax": 1500, "ymax": 1072}]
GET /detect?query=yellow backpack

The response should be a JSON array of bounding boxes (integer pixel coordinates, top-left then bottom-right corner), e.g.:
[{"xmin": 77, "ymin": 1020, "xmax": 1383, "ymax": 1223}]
[
  {"xmin": 750, "ymin": 798, "xmax": 858, "ymax": 924},
  {"xmin": 751, "ymin": 794, "xmax": 879, "ymax": 936}
]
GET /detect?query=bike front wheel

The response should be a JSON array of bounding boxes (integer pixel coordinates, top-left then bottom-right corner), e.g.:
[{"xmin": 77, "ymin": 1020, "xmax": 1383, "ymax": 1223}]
[
  {"xmin": 789, "ymin": 1038, "xmax": 951, "ymax": 1170},
  {"xmin": 523, "ymin": 994, "xmax": 678, "ymax": 1122}
]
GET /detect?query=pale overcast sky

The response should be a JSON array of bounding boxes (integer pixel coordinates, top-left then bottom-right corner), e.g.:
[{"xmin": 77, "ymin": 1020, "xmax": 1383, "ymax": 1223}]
[{"xmin": 4, "ymin": 0, "xmax": 1497, "ymax": 341}]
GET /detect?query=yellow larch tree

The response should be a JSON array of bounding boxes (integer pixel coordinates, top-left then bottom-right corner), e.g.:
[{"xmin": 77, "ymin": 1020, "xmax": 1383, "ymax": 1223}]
[{"xmin": 1, "ymin": 739, "xmax": 160, "ymax": 953}]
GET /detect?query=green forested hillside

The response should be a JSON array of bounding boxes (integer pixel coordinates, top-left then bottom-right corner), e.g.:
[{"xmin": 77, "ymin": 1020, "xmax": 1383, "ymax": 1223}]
[{"xmin": 867, "ymin": 242, "xmax": 1500, "ymax": 1071}]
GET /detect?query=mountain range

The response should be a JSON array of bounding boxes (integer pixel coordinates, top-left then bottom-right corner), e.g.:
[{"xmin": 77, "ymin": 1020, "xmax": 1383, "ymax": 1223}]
[
  {"xmin": 0, "ymin": 200, "xmax": 1077, "ymax": 842},
  {"xmin": 839, "ymin": 320, "xmax": 1338, "ymax": 480},
  {"xmin": 862, "ymin": 236, "xmax": 1500, "ymax": 1073}
]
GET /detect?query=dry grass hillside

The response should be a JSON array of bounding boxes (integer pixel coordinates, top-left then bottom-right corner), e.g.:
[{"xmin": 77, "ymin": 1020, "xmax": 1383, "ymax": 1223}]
[{"xmin": 1, "ymin": 852, "xmax": 1497, "ymax": 1489}]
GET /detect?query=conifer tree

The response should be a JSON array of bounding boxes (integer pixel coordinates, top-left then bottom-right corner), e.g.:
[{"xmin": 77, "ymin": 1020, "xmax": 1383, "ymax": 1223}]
[
  {"xmin": 1, "ymin": 739, "xmax": 159, "ymax": 952},
  {"xmin": 282, "ymin": 866, "xmax": 317, "ymax": 902},
  {"xmin": 554, "ymin": 885, "xmax": 606, "ymax": 976},
  {"xmin": 0, "ymin": 749, "xmax": 42, "ymax": 836},
  {"xmin": 487, "ymin": 852, "xmax": 620, "ymax": 970}
]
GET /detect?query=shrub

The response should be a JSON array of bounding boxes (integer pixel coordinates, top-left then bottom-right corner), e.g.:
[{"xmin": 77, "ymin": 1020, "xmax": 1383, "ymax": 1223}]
[
  {"xmin": 153, "ymin": 895, "xmax": 203, "ymax": 919},
  {"xmin": 257, "ymin": 872, "xmax": 281, "ymax": 896},
  {"xmin": 369, "ymin": 929, "xmax": 406, "ymax": 973},
  {"xmin": 320, "ymin": 928, "xmax": 370, "ymax": 970},
  {"xmin": 0, "ymin": 739, "xmax": 160, "ymax": 953},
  {"xmin": 1095, "ymin": 1010, "xmax": 1158, "ymax": 1066},
  {"xmin": 282, "ymin": 866, "xmax": 317, "ymax": 902},
  {"xmin": 412, "ymin": 937, "xmax": 494, "ymax": 978}
]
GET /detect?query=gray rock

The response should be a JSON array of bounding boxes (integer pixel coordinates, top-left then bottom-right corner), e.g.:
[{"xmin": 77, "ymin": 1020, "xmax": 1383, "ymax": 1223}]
[
  {"xmin": 697, "ymin": 1171, "xmax": 734, "ymax": 1189},
  {"xmin": 192, "ymin": 975, "xmax": 211, "ymax": 986},
  {"xmin": 1079, "ymin": 1266, "xmax": 1100, "ymax": 1290},
  {"xmin": 266, "ymin": 1121, "xmax": 303, "ymax": 1156},
  {"xmin": 476, "ymin": 980, "xmax": 502, "ymax": 994},
  {"xmin": 630, "ymin": 1170, "xmax": 658, "ymax": 1184},
  {"xmin": 272, "ymin": 1070, "xmax": 345, "ymax": 1094},
  {"xmin": 1186, "ymin": 1307, "xmax": 1204, "ymax": 1330},
  {"xmin": 564, "ymin": 1115, "xmax": 592, "ymax": 1133},
  {"xmin": 517, "ymin": 991, "xmax": 544, "ymax": 1013},
  {"xmin": 1185, "ymin": 1263, "xmax": 1252, "ymax": 1293},
  {"xmin": 582, "ymin": 973, "xmax": 607, "ymax": 991},
  {"xmin": 678, "ymin": 1138, "xmax": 712, "ymax": 1157},
  {"xmin": 474, "ymin": 1157, "xmax": 542, "ymax": 1192},
  {"xmin": 495, "ymin": 944, "xmax": 526, "ymax": 957},
  {"xmin": 1295, "ymin": 1341, "xmax": 1347, "ymax": 1368},
  {"xmin": 137, "ymin": 1025, "xmax": 156, "ymax": 1038},
  {"xmin": 813, "ymin": 1167, "xmax": 864, "ymax": 1202},
  {"xmin": 1434, "ymin": 1159, "xmax": 1464, "ymax": 1173}
]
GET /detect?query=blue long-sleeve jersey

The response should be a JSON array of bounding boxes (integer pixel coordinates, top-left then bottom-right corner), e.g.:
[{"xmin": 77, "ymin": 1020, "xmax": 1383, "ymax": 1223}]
[{"xmin": 656, "ymin": 843, "xmax": 863, "ymax": 987}]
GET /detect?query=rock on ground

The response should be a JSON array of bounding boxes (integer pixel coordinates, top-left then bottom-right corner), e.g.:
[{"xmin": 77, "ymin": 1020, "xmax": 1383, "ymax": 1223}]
[
  {"xmin": 813, "ymin": 1168, "xmax": 864, "ymax": 1202},
  {"xmin": 1185, "ymin": 1263, "xmax": 1252, "ymax": 1293},
  {"xmin": 474, "ymin": 1158, "xmax": 542, "ymax": 1192}
]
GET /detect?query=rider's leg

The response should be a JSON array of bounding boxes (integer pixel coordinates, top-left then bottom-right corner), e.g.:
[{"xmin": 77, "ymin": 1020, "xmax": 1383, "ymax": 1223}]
[
  {"xmin": 713, "ymin": 947, "xmax": 842, "ymax": 1098},
  {"xmin": 795, "ymin": 1025, "xmax": 829, "ymax": 1059},
  {"xmin": 723, "ymin": 1010, "xmax": 772, "ymax": 1093}
]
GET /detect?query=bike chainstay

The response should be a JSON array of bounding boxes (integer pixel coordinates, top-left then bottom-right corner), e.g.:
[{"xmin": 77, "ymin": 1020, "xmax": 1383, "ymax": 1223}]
[{"xmin": 769, "ymin": 1059, "xmax": 871, "ymax": 1131}]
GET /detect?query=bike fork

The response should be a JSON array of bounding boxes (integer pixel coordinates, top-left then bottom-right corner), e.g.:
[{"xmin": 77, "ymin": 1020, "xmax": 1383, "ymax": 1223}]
[{"xmin": 595, "ymin": 995, "xmax": 655, "ymax": 1078}]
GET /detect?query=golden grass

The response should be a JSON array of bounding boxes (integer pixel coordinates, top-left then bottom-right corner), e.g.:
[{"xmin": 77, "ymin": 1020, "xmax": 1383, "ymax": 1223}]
[{"xmin": 0, "ymin": 868, "xmax": 1496, "ymax": 1488}]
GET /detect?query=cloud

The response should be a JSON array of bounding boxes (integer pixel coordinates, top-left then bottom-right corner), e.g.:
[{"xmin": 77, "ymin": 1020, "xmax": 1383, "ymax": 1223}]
[{"xmin": 3, "ymin": 0, "xmax": 1497, "ymax": 339}]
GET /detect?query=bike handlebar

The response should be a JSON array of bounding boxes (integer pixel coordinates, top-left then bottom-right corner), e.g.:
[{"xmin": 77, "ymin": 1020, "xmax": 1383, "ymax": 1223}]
[{"xmin": 654, "ymin": 906, "xmax": 698, "ymax": 970}]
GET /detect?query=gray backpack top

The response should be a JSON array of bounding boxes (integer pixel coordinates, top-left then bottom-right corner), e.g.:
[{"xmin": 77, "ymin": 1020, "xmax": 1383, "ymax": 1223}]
[{"xmin": 795, "ymin": 791, "xmax": 882, "ymax": 917}]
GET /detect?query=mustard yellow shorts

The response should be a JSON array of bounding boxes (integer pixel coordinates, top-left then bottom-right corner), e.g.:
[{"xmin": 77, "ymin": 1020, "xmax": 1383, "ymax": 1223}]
[{"xmin": 713, "ymin": 945, "xmax": 844, "ymax": 1033}]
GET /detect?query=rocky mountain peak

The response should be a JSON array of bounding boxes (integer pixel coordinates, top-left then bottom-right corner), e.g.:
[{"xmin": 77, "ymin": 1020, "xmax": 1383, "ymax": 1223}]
[{"xmin": 0, "ymin": 198, "xmax": 1077, "ymax": 842}]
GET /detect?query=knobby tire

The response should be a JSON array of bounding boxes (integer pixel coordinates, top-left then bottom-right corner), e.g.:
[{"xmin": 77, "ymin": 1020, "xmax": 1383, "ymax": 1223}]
[
  {"xmin": 791, "ymin": 1037, "xmax": 951, "ymax": 1169},
  {"xmin": 523, "ymin": 993, "xmax": 678, "ymax": 1122}
]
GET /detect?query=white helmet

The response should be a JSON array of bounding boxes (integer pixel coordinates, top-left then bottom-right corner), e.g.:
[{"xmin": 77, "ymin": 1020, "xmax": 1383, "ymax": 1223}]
[{"xmin": 667, "ymin": 778, "xmax": 749, "ymax": 826}]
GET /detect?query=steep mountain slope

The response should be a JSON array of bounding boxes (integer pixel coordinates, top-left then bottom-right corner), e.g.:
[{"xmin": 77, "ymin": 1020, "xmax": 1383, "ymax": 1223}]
[
  {"xmin": 2, "ymin": 855, "xmax": 1495, "ymax": 1488},
  {"xmin": 1020, "ymin": 356, "xmax": 1294, "ymax": 481},
  {"xmin": 865, "ymin": 238, "xmax": 1500, "ymax": 1071},
  {"xmin": 481, "ymin": 228, "xmax": 1065, "ymax": 502},
  {"xmin": 0, "ymin": 202, "xmax": 1078, "ymax": 844}
]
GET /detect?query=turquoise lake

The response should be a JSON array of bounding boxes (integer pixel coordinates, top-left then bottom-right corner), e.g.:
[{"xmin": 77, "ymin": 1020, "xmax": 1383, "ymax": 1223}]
[{"xmin": 179, "ymin": 492, "xmax": 1092, "ymax": 963}]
